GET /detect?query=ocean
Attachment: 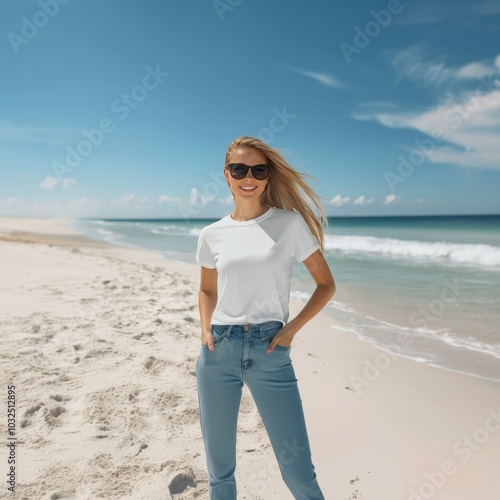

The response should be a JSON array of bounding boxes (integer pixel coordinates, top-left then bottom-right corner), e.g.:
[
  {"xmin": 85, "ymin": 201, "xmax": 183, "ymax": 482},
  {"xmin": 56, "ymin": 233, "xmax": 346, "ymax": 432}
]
[{"xmin": 75, "ymin": 213, "xmax": 500, "ymax": 383}]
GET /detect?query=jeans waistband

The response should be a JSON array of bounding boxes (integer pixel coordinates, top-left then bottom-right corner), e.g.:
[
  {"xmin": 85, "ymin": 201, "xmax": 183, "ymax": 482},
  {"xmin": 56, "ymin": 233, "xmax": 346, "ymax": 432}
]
[{"xmin": 212, "ymin": 320, "xmax": 283, "ymax": 334}]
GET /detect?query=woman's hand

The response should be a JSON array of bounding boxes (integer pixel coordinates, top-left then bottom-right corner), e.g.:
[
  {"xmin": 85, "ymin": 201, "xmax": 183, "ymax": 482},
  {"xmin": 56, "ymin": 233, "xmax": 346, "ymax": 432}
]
[
  {"xmin": 266, "ymin": 321, "xmax": 299, "ymax": 353},
  {"xmin": 201, "ymin": 327, "xmax": 215, "ymax": 351}
]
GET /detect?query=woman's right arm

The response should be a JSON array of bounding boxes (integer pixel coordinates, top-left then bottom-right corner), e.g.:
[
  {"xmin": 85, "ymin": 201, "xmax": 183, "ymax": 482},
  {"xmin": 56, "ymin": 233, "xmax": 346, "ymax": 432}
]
[{"xmin": 198, "ymin": 266, "xmax": 218, "ymax": 351}]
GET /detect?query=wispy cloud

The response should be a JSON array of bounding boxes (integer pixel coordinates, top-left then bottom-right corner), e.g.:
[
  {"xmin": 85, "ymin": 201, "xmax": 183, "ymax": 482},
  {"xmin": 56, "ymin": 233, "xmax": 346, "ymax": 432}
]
[
  {"xmin": 40, "ymin": 177, "xmax": 57, "ymax": 190},
  {"xmin": 384, "ymin": 194, "xmax": 401, "ymax": 205},
  {"xmin": 353, "ymin": 195, "xmax": 374, "ymax": 206},
  {"xmin": 389, "ymin": 43, "xmax": 454, "ymax": 87},
  {"xmin": 392, "ymin": 6, "xmax": 447, "ymax": 26},
  {"xmin": 456, "ymin": 62, "xmax": 496, "ymax": 79},
  {"xmin": 354, "ymin": 49, "xmax": 500, "ymax": 170},
  {"xmin": 62, "ymin": 178, "xmax": 77, "ymax": 190},
  {"xmin": 188, "ymin": 187, "xmax": 215, "ymax": 207},
  {"xmin": 293, "ymin": 69, "xmax": 348, "ymax": 90},
  {"xmin": 325, "ymin": 194, "xmax": 350, "ymax": 206},
  {"xmin": 216, "ymin": 194, "xmax": 233, "ymax": 205},
  {"xmin": 0, "ymin": 121, "xmax": 81, "ymax": 145},
  {"xmin": 158, "ymin": 194, "xmax": 182, "ymax": 205},
  {"xmin": 388, "ymin": 43, "xmax": 499, "ymax": 88},
  {"xmin": 472, "ymin": 1, "xmax": 500, "ymax": 16},
  {"xmin": 110, "ymin": 194, "xmax": 148, "ymax": 207},
  {"xmin": 394, "ymin": 1, "xmax": 500, "ymax": 26},
  {"xmin": 40, "ymin": 176, "xmax": 77, "ymax": 190},
  {"xmin": 159, "ymin": 191, "xmax": 231, "ymax": 207},
  {"xmin": 0, "ymin": 196, "xmax": 101, "ymax": 216}
]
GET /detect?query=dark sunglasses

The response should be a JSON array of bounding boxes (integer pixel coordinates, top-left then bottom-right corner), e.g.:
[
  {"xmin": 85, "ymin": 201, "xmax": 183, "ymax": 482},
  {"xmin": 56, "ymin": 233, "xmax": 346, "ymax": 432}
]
[{"xmin": 225, "ymin": 163, "xmax": 271, "ymax": 180}]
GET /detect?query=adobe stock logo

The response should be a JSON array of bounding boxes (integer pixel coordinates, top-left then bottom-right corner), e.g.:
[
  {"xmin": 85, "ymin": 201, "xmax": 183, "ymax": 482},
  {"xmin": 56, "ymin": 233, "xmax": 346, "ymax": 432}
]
[
  {"xmin": 51, "ymin": 65, "xmax": 169, "ymax": 181},
  {"xmin": 213, "ymin": 0, "xmax": 243, "ymax": 21},
  {"xmin": 340, "ymin": 0, "xmax": 412, "ymax": 63},
  {"xmin": 7, "ymin": 0, "xmax": 71, "ymax": 54},
  {"xmin": 407, "ymin": 404, "xmax": 500, "ymax": 500}
]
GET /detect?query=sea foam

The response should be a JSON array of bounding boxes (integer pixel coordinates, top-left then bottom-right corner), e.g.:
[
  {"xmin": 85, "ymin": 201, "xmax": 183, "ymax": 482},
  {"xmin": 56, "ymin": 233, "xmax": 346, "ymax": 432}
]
[{"xmin": 324, "ymin": 235, "xmax": 500, "ymax": 267}]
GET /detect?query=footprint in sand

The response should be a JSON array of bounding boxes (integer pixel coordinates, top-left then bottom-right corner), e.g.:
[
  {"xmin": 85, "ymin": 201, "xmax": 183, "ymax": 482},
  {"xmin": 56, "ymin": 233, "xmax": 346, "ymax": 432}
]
[
  {"xmin": 45, "ymin": 482, "xmax": 93, "ymax": 499},
  {"xmin": 349, "ymin": 475, "xmax": 361, "ymax": 499},
  {"xmin": 168, "ymin": 467, "xmax": 197, "ymax": 494}
]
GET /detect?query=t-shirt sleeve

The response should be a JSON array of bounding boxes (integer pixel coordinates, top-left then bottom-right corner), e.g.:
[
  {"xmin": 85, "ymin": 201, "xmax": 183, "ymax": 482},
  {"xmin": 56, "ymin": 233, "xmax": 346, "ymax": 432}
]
[
  {"xmin": 292, "ymin": 213, "xmax": 321, "ymax": 263},
  {"xmin": 195, "ymin": 227, "xmax": 216, "ymax": 269}
]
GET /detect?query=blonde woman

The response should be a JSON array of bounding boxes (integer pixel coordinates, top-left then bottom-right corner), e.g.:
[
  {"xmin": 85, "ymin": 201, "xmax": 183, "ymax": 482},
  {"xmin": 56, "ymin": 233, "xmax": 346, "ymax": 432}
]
[{"xmin": 195, "ymin": 136, "xmax": 335, "ymax": 499}]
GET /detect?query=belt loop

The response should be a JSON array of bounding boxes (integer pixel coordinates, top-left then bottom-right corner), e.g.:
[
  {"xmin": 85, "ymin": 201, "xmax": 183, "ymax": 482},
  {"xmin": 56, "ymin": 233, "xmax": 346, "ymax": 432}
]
[
  {"xmin": 259, "ymin": 323, "xmax": 267, "ymax": 342},
  {"xmin": 226, "ymin": 325, "xmax": 233, "ymax": 338}
]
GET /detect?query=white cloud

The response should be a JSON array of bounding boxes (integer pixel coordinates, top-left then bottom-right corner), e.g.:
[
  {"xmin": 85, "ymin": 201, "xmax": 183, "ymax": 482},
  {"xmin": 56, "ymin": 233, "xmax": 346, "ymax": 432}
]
[
  {"xmin": 393, "ymin": 11, "xmax": 446, "ymax": 26},
  {"xmin": 40, "ymin": 176, "xmax": 77, "ymax": 190},
  {"xmin": 0, "ymin": 196, "xmax": 101, "ymax": 216},
  {"xmin": 67, "ymin": 197, "xmax": 102, "ymax": 213},
  {"xmin": 0, "ymin": 196, "xmax": 25, "ymax": 213},
  {"xmin": 62, "ymin": 178, "xmax": 77, "ymax": 190},
  {"xmin": 384, "ymin": 194, "xmax": 401, "ymax": 205},
  {"xmin": 354, "ymin": 50, "xmax": 500, "ymax": 170},
  {"xmin": 354, "ymin": 89, "xmax": 500, "ymax": 170},
  {"xmin": 293, "ymin": 69, "xmax": 348, "ymax": 90},
  {"xmin": 188, "ymin": 187, "xmax": 215, "ymax": 207},
  {"xmin": 456, "ymin": 62, "xmax": 496, "ymax": 79},
  {"xmin": 158, "ymin": 194, "xmax": 182, "ymax": 205},
  {"xmin": 325, "ymin": 194, "xmax": 350, "ymax": 206},
  {"xmin": 0, "ymin": 121, "xmax": 80, "ymax": 145},
  {"xmin": 390, "ymin": 43, "xmax": 454, "ymax": 87},
  {"xmin": 216, "ymin": 195, "xmax": 233, "ymax": 205},
  {"xmin": 110, "ymin": 194, "xmax": 136, "ymax": 207},
  {"xmin": 389, "ymin": 43, "xmax": 498, "ymax": 88},
  {"xmin": 40, "ymin": 177, "xmax": 57, "ymax": 189},
  {"xmin": 472, "ymin": 1, "xmax": 500, "ymax": 15},
  {"xmin": 353, "ymin": 195, "xmax": 374, "ymax": 206}
]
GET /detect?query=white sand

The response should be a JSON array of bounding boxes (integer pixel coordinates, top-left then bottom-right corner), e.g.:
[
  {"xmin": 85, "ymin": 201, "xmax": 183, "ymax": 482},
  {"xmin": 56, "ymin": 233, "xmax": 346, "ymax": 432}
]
[
  {"xmin": 0, "ymin": 216, "xmax": 499, "ymax": 500},
  {"xmin": 0, "ymin": 216, "xmax": 81, "ymax": 236}
]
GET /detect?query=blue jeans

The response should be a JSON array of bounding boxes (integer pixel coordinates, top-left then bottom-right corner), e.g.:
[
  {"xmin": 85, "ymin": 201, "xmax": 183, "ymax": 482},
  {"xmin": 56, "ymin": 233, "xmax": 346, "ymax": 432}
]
[{"xmin": 195, "ymin": 320, "xmax": 325, "ymax": 500}]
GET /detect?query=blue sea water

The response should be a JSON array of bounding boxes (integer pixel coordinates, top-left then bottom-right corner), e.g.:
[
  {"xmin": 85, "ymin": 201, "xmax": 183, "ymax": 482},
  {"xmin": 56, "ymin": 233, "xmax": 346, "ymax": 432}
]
[{"xmin": 75, "ymin": 214, "xmax": 500, "ymax": 383}]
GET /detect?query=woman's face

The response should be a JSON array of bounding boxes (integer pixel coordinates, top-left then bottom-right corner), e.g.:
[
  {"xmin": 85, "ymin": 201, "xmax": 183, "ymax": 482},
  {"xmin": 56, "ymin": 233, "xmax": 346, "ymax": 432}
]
[{"xmin": 224, "ymin": 148, "xmax": 269, "ymax": 201}]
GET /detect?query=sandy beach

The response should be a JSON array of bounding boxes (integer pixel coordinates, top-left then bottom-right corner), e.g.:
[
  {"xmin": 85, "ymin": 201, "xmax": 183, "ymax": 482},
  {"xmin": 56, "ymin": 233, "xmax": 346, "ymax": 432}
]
[{"xmin": 0, "ymin": 216, "xmax": 499, "ymax": 500}]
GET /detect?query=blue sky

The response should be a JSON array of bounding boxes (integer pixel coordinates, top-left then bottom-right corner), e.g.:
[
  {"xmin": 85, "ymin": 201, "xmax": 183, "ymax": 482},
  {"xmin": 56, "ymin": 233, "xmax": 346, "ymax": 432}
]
[{"xmin": 1, "ymin": 0, "xmax": 500, "ymax": 219}]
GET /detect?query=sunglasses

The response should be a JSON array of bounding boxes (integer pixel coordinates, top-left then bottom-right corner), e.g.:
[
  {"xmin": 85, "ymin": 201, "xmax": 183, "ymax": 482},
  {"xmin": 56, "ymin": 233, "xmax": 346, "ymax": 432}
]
[{"xmin": 225, "ymin": 163, "xmax": 271, "ymax": 180}]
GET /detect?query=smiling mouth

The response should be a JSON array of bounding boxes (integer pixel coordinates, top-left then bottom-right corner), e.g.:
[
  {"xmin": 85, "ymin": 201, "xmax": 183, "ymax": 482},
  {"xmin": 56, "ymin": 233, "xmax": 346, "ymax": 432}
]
[{"xmin": 240, "ymin": 186, "xmax": 257, "ymax": 191}]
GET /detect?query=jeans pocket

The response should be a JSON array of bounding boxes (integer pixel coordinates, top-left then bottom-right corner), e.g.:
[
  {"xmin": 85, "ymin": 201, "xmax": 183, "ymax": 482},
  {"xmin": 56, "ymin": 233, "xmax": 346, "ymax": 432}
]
[
  {"xmin": 202, "ymin": 325, "xmax": 227, "ymax": 348},
  {"xmin": 213, "ymin": 325, "xmax": 227, "ymax": 342},
  {"xmin": 273, "ymin": 342, "xmax": 291, "ymax": 351},
  {"xmin": 266, "ymin": 329, "xmax": 291, "ymax": 351}
]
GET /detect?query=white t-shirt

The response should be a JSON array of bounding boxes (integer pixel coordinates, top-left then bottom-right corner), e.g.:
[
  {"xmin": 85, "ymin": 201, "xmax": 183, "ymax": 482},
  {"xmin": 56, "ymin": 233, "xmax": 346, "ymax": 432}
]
[{"xmin": 195, "ymin": 206, "xmax": 321, "ymax": 327}]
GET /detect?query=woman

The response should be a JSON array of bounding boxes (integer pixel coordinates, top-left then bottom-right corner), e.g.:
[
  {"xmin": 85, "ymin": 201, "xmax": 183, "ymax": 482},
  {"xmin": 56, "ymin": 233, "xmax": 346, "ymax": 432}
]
[{"xmin": 195, "ymin": 135, "xmax": 336, "ymax": 499}]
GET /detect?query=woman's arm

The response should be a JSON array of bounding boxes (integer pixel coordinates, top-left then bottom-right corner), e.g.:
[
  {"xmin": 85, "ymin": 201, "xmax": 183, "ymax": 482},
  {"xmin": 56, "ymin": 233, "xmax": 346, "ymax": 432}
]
[
  {"xmin": 198, "ymin": 266, "xmax": 218, "ymax": 350},
  {"xmin": 267, "ymin": 249, "xmax": 335, "ymax": 352},
  {"xmin": 291, "ymin": 249, "xmax": 336, "ymax": 330}
]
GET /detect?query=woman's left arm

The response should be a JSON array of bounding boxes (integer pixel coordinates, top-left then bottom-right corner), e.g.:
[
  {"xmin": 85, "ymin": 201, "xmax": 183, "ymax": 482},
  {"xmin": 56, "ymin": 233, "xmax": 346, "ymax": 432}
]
[{"xmin": 267, "ymin": 249, "xmax": 336, "ymax": 351}]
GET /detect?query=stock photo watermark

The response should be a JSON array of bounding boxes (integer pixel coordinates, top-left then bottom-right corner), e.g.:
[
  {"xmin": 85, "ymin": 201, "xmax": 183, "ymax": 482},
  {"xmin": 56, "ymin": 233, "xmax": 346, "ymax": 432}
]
[
  {"xmin": 51, "ymin": 64, "xmax": 169, "ymax": 181},
  {"xmin": 340, "ymin": 0, "xmax": 412, "ymax": 64},
  {"xmin": 7, "ymin": 0, "xmax": 71, "ymax": 54},
  {"xmin": 348, "ymin": 278, "xmax": 463, "ymax": 394},
  {"xmin": 256, "ymin": 107, "xmax": 296, "ymax": 144},
  {"xmin": 213, "ymin": 0, "xmax": 243, "ymax": 21},
  {"xmin": 246, "ymin": 438, "xmax": 308, "ymax": 495},
  {"xmin": 407, "ymin": 403, "xmax": 500, "ymax": 500},
  {"xmin": 409, "ymin": 278, "xmax": 462, "ymax": 329}
]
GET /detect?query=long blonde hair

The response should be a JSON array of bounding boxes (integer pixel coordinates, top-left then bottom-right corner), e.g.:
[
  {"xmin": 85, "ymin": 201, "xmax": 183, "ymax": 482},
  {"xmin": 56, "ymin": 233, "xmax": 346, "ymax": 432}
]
[{"xmin": 225, "ymin": 136, "xmax": 328, "ymax": 253}]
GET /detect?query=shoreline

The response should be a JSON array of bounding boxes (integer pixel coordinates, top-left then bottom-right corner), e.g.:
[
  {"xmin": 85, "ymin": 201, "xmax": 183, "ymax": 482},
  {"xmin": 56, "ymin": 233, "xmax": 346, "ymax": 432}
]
[
  {"xmin": 74, "ymin": 216, "xmax": 500, "ymax": 384},
  {"xmin": 1, "ymin": 216, "xmax": 499, "ymax": 499}
]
